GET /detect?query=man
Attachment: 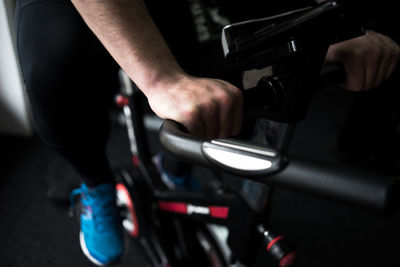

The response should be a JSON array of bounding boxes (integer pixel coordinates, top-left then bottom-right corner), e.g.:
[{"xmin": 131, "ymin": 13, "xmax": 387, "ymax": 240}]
[{"xmin": 15, "ymin": 0, "xmax": 399, "ymax": 265}]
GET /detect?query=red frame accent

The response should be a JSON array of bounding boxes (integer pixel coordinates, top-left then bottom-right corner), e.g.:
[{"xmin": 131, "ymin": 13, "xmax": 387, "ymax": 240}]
[
  {"xmin": 158, "ymin": 201, "xmax": 230, "ymax": 219},
  {"xmin": 132, "ymin": 155, "xmax": 139, "ymax": 167},
  {"xmin": 116, "ymin": 95, "xmax": 129, "ymax": 107},
  {"xmin": 116, "ymin": 183, "xmax": 139, "ymax": 237},
  {"xmin": 209, "ymin": 206, "xmax": 230, "ymax": 219},
  {"xmin": 267, "ymin": 236, "xmax": 284, "ymax": 251},
  {"xmin": 158, "ymin": 201, "xmax": 187, "ymax": 214}
]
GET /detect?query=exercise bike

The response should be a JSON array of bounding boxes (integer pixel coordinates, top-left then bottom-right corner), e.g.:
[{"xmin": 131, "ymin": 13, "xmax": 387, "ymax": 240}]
[{"xmin": 114, "ymin": 2, "xmax": 399, "ymax": 266}]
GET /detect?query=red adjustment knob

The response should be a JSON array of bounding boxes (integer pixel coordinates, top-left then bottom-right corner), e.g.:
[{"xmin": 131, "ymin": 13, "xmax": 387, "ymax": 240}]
[
  {"xmin": 115, "ymin": 95, "xmax": 129, "ymax": 107},
  {"xmin": 278, "ymin": 251, "xmax": 297, "ymax": 267},
  {"xmin": 259, "ymin": 226, "xmax": 297, "ymax": 267}
]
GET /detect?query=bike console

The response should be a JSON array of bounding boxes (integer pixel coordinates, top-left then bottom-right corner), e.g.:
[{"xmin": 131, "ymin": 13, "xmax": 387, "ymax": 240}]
[{"xmin": 222, "ymin": 1, "xmax": 364, "ymax": 122}]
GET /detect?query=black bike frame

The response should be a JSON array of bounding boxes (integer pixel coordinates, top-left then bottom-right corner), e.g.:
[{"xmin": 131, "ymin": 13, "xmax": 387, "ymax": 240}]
[{"xmin": 116, "ymin": 2, "xmax": 399, "ymax": 266}]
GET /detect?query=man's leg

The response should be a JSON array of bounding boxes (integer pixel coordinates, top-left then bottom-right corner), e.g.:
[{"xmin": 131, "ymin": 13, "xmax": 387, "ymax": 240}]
[
  {"xmin": 15, "ymin": 0, "xmax": 118, "ymax": 186},
  {"xmin": 15, "ymin": 0, "xmax": 123, "ymax": 264}
]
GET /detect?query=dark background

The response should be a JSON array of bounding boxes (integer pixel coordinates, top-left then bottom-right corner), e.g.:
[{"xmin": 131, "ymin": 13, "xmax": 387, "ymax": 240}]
[{"xmin": 1, "ymin": 0, "xmax": 400, "ymax": 266}]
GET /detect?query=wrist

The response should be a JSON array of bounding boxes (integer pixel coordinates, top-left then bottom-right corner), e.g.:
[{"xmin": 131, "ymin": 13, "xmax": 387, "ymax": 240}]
[{"xmin": 143, "ymin": 69, "xmax": 190, "ymax": 98}]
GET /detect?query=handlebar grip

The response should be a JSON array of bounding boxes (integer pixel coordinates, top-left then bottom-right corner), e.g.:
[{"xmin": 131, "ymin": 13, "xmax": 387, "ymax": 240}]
[
  {"xmin": 160, "ymin": 120, "xmax": 286, "ymax": 176},
  {"xmin": 264, "ymin": 157, "xmax": 398, "ymax": 212},
  {"xmin": 159, "ymin": 120, "xmax": 209, "ymax": 166},
  {"xmin": 159, "ymin": 120, "xmax": 398, "ymax": 212}
]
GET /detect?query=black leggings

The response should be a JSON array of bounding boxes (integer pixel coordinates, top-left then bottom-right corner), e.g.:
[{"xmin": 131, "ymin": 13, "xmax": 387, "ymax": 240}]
[
  {"xmin": 15, "ymin": 0, "xmax": 120, "ymax": 186},
  {"xmin": 15, "ymin": 0, "xmax": 191, "ymax": 186}
]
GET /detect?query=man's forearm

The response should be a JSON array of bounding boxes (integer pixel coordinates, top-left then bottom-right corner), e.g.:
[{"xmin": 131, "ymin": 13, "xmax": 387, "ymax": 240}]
[{"xmin": 70, "ymin": 0, "xmax": 185, "ymax": 96}]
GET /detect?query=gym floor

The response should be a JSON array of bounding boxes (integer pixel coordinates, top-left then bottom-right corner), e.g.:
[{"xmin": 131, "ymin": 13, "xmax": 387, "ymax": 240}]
[{"xmin": 1, "ymin": 87, "xmax": 400, "ymax": 267}]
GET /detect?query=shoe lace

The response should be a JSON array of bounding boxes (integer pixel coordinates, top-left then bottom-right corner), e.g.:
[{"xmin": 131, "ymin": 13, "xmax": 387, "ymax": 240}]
[{"xmin": 70, "ymin": 184, "xmax": 118, "ymax": 232}]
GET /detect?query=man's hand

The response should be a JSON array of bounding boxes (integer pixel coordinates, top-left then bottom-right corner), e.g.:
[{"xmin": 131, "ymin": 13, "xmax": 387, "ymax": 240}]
[
  {"xmin": 325, "ymin": 30, "xmax": 400, "ymax": 91},
  {"xmin": 147, "ymin": 75, "xmax": 243, "ymax": 139}
]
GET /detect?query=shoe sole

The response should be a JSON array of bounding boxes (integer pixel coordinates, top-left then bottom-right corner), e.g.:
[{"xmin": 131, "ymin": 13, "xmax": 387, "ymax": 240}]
[{"xmin": 79, "ymin": 231, "xmax": 105, "ymax": 266}]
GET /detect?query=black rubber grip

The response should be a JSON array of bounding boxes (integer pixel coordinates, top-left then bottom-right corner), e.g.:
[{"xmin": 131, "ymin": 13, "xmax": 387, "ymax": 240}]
[
  {"xmin": 159, "ymin": 120, "xmax": 208, "ymax": 166},
  {"xmin": 260, "ymin": 157, "xmax": 398, "ymax": 212}
]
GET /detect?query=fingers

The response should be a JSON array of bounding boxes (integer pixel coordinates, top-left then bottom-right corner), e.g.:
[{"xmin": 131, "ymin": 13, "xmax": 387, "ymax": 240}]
[
  {"xmin": 386, "ymin": 49, "xmax": 400, "ymax": 79},
  {"xmin": 147, "ymin": 75, "xmax": 243, "ymax": 139},
  {"xmin": 175, "ymin": 78, "xmax": 243, "ymax": 139},
  {"xmin": 231, "ymin": 85, "xmax": 243, "ymax": 136},
  {"xmin": 213, "ymin": 80, "xmax": 243, "ymax": 138},
  {"xmin": 368, "ymin": 33, "xmax": 396, "ymax": 88},
  {"xmin": 378, "ymin": 34, "xmax": 400, "ymax": 82},
  {"xmin": 325, "ymin": 31, "xmax": 400, "ymax": 92},
  {"xmin": 180, "ymin": 103, "xmax": 205, "ymax": 137},
  {"xmin": 344, "ymin": 64, "xmax": 366, "ymax": 91},
  {"xmin": 203, "ymin": 97, "xmax": 219, "ymax": 139},
  {"xmin": 214, "ymin": 85, "xmax": 232, "ymax": 138}
]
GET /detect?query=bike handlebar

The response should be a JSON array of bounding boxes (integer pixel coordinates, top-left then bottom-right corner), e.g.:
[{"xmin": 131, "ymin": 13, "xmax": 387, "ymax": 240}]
[
  {"xmin": 158, "ymin": 2, "xmax": 398, "ymax": 213},
  {"xmin": 267, "ymin": 157, "xmax": 397, "ymax": 212},
  {"xmin": 160, "ymin": 119, "xmax": 398, "ymax": 213}
]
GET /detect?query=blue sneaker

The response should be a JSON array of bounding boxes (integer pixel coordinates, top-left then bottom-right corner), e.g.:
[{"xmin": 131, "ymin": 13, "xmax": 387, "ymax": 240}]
[
  {"xmin": 152, "ymin": 153, "xmax": 202, "ymax": 191},
  {"xmin": 70, "ymin": 183, "xmax": 124, "ymax": 266}
]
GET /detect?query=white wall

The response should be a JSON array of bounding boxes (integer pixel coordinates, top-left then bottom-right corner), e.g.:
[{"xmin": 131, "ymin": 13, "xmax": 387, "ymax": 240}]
[{"xmin": 0, "ymin": 0, "xmax": 33, "ymax": 137}]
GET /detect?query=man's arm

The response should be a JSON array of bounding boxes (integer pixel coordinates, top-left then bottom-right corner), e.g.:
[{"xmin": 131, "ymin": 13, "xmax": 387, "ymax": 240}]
[
  {"xmin": 315, "ymin": 0, "xmax": 400, "ymax": 91},
  {"xmin": 70, "ymin": 0, "xmax": 242, "ymax": 138}
]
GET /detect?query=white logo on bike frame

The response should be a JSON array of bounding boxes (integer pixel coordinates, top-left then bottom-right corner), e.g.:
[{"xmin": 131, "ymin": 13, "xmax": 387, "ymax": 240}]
[{"xmin": 187, "ymin": 204, "xmax": 210, "ymax": 215}]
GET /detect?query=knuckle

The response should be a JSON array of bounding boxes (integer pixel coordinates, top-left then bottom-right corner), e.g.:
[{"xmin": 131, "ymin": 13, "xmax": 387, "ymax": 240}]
[
  {"xmin": 181, "ymin": 104, "xmax": 199, "ymax": 120},
  {"xmin": 219, "ymin": 93, "xmax": 232, "ymax": 108},
  {"xmin": 231, "ymin": 87, "xmax": 242, "ymax": 98},
  {"xmin": 212, "ymin": 90, "xmax": 230, "ymax": 108},
  {"xmin": 201, "ymin": 97, "xmax": 216, "ymax": 111},
  {"xmin": 326, "ymin": 45, "xmax": 340, "ymax": 61}
]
